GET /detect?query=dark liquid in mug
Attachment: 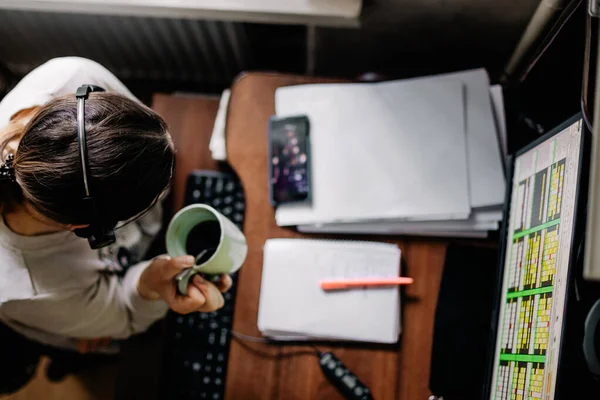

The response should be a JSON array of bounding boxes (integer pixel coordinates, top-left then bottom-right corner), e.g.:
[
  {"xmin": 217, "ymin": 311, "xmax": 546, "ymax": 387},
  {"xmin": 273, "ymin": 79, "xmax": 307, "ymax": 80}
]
[{"xmin": 186, "ymin": 220, "xmax": 221, "ymax": 264}]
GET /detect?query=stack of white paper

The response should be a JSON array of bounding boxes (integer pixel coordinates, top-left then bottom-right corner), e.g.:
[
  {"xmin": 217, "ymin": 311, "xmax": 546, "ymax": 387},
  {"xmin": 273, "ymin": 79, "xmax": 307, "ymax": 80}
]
[
  {"xmin": 257, "ymin": 239, "xmax": 401, "ymax": 343},
  {"xmin": 274, "ymin": 69, "xmax": 506, "ymax": 238}
]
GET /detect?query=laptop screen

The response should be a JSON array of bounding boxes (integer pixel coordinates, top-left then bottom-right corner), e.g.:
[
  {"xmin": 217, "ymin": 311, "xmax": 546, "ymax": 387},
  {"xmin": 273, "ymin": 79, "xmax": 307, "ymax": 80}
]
[{"xmin": 489, "ymin": 117, "xmax": 583, "ymax": 399}]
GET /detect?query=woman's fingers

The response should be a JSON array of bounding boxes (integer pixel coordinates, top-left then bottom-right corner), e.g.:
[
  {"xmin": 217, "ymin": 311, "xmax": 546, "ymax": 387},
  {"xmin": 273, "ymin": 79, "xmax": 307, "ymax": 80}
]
[
  {"xmin": 163, "ymin": 256, "xmax": 196, "ymax": 277},
  {"xmin": 215, "ymin": 275, "xmax": 233, "ymax": 293},
  {"xmin": 143, "ymin": 254, "xmax": 230, "ymax": 315},
  {"xmin": 192, "ymin": 275, "xmax": 225, "ymax": 312},
  {"xmin": 174, "ymin": 283, "xmax": 207, "ymax": 314},
  {"xmin": 163, "ymin": 277, "xmax": 209, "ymax": 315}
]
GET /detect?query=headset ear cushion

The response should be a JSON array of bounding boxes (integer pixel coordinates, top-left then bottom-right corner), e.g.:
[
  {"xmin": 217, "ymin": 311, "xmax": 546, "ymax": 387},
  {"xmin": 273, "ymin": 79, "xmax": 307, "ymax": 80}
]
[
  {"xmin": 583, "ymin": 299, "xmax": 600, "ymax": 376},
  {"xmin": 73, "ymin": 226, "xmax": 93, "ymax": 239},
  {"xmin": 73, "ymin": 225, "xmax": 116, "ymax": 249}
]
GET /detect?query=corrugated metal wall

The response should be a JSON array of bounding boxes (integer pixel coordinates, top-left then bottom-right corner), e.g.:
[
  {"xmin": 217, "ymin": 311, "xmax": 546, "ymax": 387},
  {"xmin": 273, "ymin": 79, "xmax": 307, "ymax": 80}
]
[{"xmin": 0, "ymin": 9, "xmax": 252, "ymax": 85}]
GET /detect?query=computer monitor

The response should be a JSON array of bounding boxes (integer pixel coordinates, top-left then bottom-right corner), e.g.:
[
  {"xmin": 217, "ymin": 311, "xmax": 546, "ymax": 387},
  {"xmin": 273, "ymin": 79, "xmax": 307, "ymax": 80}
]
[{"xmin": 487, "ymin": 115, "xmax": 586, "ymax": 399}]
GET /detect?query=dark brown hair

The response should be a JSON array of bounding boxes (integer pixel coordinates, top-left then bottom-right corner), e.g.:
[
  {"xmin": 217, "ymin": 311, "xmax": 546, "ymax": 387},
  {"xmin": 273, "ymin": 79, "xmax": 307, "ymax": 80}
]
[{"xmin": 0, "ymin": 92, "xmax": 174, "ymax": 226}]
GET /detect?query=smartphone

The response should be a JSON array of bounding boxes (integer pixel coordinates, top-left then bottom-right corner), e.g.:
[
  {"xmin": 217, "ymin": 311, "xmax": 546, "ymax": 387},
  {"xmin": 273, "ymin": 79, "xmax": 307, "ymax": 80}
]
[{"xmin": 268, "ymin": 115, "xmax": 311, "ymax": 206}]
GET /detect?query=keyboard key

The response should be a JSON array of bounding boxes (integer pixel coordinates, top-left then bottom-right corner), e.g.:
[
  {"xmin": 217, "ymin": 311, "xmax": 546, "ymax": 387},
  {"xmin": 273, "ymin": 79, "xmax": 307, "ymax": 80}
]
[
  {"xmin": 193, "ymin": 189, "xmax": 201, "ymax": 200},
  {"xmin": 212, "ymin": 198, "xmax": 222, "ymax": 207},
  {"xmin": 224, "ymin": 195, "xmax": 233, "ymax": 205},
  {"xmin": 234, "ymin": 201, "xmax": 244, "ymax": 211},
  {"xmin": 215, "ymin": 179, "xmax": 224, "ymax": 193},
  {"xmin": 217, "ymin": 353, "xmax": 225, "ymax": 362},
  {"xmin": 225, "ymin": 181, "xmax": 235, "ymax": 192},
  {"xmin": 208, "ymin": 332, "xmax": 216, "ymax": 344},
  {"xmin": 212, "ymin": 394, "xmax": 221, "ymax": 400},
  {"xmin": 203, "ymin": 376, "xmax": 211, "ymax": 385},
  {"xmin": 219, "ymin": 336, "xmax": 227, "ymax": 347},
  {"xmin": 215, "ymin": 378, "xmax": 222, "ymax": 386},
  {"xmin": 215, "ymin": 366, "xmax": 223, "ymax": 375},
  {"xmin": 222, "ymin": 206, "xmax": 233, "ymax": 216},
  {"xmin": 233, "ymin": 213, "xmax": 243, "ymax": 223},
  {"xmin": 206, "ymin": 352, "xmax": 213, "ymax": 361},
  {"xmin": 193, "ymin": 362, "xmax": 201, "ymax": 372}
]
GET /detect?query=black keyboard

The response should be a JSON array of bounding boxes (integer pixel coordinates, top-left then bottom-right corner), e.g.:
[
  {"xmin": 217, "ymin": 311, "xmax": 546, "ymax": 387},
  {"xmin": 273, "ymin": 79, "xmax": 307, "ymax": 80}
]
[{"xmin": 161, "ymin": 170, "xmax": 245, "ymax": 400}]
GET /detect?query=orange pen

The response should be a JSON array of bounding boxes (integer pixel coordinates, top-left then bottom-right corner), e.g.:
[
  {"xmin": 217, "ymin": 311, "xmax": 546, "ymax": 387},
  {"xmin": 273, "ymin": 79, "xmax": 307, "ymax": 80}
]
[{"xmin": 320, "ymin": 277, "xmax": 414, "ymax": 291}]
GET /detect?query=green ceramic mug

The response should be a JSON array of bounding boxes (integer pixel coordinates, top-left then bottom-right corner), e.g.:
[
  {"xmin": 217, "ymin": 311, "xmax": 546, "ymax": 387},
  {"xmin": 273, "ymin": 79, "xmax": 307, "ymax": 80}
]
[{"xmin": 166, "ymin": 204, "xmax": 248, "ymax": 295}]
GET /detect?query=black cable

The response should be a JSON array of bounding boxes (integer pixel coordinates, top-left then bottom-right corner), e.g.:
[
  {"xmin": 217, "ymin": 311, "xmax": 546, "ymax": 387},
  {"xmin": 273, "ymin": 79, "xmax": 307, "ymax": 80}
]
[
  {"xmin": 230, "ymin": 330, "xmax": 321, "ymax": 357},
  {"xmin": 230, "ymin": 330, "xmax": 269, "ymax": 343},
  {"xmin": 310, "ymin": 344, "xmax": 322, "ymax": 356}
]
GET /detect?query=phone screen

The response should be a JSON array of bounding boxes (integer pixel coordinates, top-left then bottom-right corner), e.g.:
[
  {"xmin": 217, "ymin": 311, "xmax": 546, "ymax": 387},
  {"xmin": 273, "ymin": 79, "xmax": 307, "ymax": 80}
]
[{"xmin": 269, "ymin": 116, "xmax": 310, "ymax": 205}]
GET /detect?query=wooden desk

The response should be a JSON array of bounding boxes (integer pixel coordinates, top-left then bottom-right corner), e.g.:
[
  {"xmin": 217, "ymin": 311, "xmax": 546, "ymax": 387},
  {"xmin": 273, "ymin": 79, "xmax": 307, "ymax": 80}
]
[{"xmin": 223, "ymin": 73, "xmax": 448, "ymax": 400}]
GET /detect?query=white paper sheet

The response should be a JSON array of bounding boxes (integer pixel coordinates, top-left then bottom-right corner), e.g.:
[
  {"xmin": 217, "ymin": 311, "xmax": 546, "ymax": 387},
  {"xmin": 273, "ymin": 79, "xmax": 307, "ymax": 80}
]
[
  {"xmin": 297, "ymin": 208, "xmax": 502, "ymax": 238},
  {"xmin": 257, "ymin": 239, "xmax": 401, "ymax": 343},
  {"xmin": 406, "ymin": 69, "xmax": 506, "ymax": 208},
  {"xmin": 490, "ymin": 84, "xmax": 508, "ymax": 163},
  {"xmin": 275, "ymin": 78, "xmax": 471, "ymax": 226}
]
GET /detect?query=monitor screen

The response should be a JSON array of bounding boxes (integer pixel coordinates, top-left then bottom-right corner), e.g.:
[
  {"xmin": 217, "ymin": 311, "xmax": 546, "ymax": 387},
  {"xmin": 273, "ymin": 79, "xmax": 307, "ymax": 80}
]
[{"xmin": 490, "ymin": 117, "xmax": 583, "ymax": 399}]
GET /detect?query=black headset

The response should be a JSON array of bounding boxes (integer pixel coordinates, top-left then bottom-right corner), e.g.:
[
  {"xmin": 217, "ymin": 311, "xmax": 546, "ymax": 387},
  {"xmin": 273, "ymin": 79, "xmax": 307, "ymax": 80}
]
[{"xmin": 72, "ymin": 84, "xmax": 117, "ymax": 250}]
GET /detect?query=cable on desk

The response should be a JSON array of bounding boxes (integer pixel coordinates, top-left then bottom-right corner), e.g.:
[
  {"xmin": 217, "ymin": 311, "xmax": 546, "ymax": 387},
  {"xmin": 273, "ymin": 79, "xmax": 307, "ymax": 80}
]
[
  {"xmin": 230, "ymin": 331, "xmax": 269, "ymax": 343},
  {"xmin": 231, "ymin": 330, "xmax": 321, "ymax": 357}
]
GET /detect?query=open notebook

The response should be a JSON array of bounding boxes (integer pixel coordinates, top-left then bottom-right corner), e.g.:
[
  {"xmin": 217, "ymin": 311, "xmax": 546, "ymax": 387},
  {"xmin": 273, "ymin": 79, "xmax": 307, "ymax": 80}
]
[{"xmin": 257, "ymin": 239, "xmax": 402, "ymax": 343}]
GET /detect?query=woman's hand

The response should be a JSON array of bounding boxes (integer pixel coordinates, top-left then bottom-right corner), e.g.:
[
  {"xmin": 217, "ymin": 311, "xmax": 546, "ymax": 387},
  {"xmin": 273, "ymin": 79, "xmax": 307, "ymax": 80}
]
[{"xmin": 137, "ymin": 255, "xmax": 233, "ymax": 314}]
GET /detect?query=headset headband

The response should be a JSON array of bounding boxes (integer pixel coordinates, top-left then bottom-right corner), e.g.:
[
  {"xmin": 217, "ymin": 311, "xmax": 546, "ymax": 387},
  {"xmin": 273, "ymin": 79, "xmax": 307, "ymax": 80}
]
[{"xmin": 73, "ymin": 85, "xmax": 116, "ymax": 249}]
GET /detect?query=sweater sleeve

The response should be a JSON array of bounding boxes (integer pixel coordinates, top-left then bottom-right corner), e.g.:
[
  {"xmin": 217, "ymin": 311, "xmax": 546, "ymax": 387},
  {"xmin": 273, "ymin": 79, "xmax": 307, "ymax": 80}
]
[
  {"xmin": 120, "ymin": 259, "xmax": 170, "ymax": 334},
  {"xmin": 3, "ymin": 261, "xmax": 169, "ymax": 340}
]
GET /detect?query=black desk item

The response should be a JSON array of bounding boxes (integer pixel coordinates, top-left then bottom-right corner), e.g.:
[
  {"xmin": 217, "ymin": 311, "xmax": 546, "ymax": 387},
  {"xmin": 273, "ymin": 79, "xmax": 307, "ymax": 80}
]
[
  {"xmin": 160, "ymin": 170, "xmax": 245, "ymax": 400},
  {"xmin": 429, "ymin": 243, "xmax": 499, "ymax": 400}
]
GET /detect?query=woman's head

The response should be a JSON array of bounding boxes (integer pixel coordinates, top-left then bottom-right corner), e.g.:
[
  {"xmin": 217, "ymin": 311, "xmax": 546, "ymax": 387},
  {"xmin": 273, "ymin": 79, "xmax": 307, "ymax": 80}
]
[{"xmin": 1, "ymin": 92, "xmax": 174, "ymax": 228}]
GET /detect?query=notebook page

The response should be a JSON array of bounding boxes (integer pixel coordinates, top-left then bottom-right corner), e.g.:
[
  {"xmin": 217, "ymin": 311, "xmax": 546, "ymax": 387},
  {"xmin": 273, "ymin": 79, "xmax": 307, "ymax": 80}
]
[{"xmin": 257, "ymin": 239, "xmax": 401, "ymax": 343}]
